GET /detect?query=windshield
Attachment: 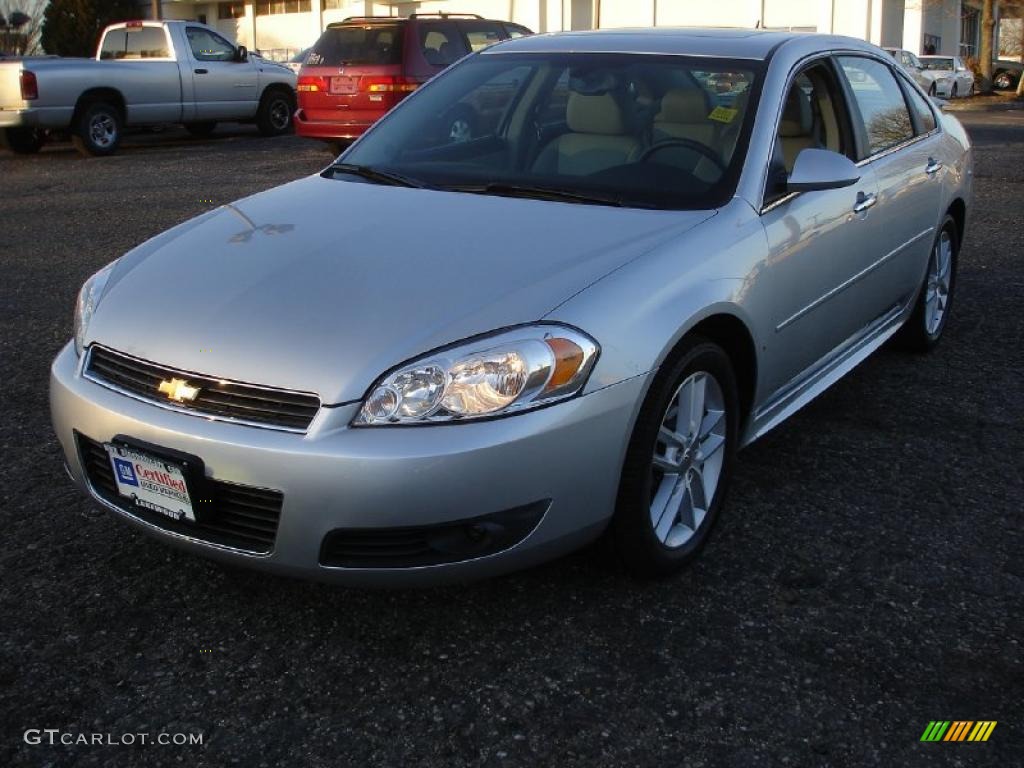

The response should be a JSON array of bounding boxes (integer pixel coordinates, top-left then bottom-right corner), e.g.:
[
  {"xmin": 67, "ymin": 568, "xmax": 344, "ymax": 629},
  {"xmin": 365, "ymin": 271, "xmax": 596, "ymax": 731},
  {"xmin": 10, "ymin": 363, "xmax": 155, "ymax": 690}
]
[
  {"xmin": 339, "ymin": 52, "xmax": 762, "ymax": 210},
  {"xmin": 922, "ymin": 58, "xmax": 953, "ymax": 70}
]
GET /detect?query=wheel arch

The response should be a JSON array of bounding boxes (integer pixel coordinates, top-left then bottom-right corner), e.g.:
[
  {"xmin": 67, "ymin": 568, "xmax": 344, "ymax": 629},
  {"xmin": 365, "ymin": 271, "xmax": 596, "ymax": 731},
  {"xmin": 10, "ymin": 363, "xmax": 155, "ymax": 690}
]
[
  {"xmin": 260, "ymin": 82, "xmax": 295, "ymax": 108},
  {"xmin": 685, "ymin": 313, "xmax": 758, "ymax": 433},
  {"xmin": 72, "ymin": 88, "xmax": 126, "ymax": 126},
  {"xmin": 947, "ymin": 197, "xmax": 966, "ymax": 245}
]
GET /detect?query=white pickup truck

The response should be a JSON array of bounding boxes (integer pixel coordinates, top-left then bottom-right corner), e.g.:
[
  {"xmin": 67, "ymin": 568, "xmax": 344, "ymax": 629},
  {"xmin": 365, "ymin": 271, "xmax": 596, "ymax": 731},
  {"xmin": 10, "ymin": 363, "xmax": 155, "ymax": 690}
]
[{"xmin": 0, "ymin": 20, "xmax": 296, "ymax": 156}]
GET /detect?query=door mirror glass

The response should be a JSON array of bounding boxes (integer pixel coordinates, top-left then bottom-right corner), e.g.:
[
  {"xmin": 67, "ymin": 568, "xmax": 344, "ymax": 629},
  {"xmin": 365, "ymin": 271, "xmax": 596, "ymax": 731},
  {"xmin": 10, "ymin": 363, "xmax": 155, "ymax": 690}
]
[
  {"xmin": 235, "ymin": 45, "xmax": 248, "ymax": 62},
  {"xmin": 787, "ymin": 148, "xmax": 861, "ymax": 193}
]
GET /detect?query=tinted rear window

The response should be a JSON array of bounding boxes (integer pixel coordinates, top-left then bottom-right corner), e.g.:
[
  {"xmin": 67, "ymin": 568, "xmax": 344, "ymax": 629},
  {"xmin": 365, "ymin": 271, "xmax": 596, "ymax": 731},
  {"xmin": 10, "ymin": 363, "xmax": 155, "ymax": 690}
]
[
  {"xmin": 100, "ymin": 27, "xmax": 170, "ymax": 59},
  {"xmin": 308, "ymin": 24, "xmax": 404, "ymax": 66}
]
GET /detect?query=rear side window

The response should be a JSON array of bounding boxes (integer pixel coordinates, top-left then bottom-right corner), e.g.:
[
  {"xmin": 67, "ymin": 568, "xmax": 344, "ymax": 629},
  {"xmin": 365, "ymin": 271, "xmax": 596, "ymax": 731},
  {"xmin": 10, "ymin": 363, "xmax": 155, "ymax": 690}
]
[
  {"xmin": 901, "ymin": 77, "xmax": 937, "ymax": 134},
  {"xmin": 460, "ymin": 21, "xmax": 505, "ymax": 52},
  {"xmin": 418, "ymin": 22, "xmax": 468, "ymax": 68},
  {"xmin": 308, "ymin": 24, "xmax": 404, "ymax": 66},
  {"xmin": 837, "ymin": 56, "xmax": 914, "ymax": 158},
  {"xmin": 503, "ymin": 23, "xmax": 531, "ymax": 39}
]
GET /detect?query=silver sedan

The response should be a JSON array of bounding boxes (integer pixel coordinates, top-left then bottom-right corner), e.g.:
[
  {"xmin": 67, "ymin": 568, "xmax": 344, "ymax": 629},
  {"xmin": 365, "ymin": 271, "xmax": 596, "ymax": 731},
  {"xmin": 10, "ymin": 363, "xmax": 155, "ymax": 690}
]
[{"xmin": 51, "ymin": 28, "xmax": 972, "ymax": 585}]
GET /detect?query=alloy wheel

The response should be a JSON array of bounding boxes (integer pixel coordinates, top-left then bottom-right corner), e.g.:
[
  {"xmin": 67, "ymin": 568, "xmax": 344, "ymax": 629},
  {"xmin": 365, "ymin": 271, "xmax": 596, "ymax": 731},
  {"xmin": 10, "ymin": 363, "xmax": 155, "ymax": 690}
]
[
  {"xmin": 925, "ymin": 228, "xmax": 953, "ymax": 335},
  {"xmin": 89, "ymin": 114, "xmax": 116, "ymax": 148},
  {"xmin": 649, "ymin": 371, "xmax": 727, "ymax": 549},
  {"xmin": 269, "ymin": 98, "xmax": 291, "ymax": 131}
]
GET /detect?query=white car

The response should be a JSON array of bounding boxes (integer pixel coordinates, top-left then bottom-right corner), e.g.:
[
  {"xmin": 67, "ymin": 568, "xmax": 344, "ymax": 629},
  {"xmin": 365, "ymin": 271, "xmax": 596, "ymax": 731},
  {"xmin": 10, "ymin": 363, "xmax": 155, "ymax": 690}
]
[
  {"xmin": 920, "ymin": 55, "xmax": 975, "ymax": 97},
  {"xmin": 884, "ymin": 47, "xmax": 951, "ymax": 97}
]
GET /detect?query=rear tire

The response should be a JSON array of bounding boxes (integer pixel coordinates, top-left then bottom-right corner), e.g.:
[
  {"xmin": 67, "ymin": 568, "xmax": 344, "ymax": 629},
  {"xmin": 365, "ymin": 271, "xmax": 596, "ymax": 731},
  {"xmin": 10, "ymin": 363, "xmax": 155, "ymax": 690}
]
[
  {"xmin": 71, "ymin": 101, "xmax": 122, "ymax": 157},
  {"xmin": 3, "ymin": 127, "xmax": 45, "ymax": 154},
  {"xmin": 609, "ymin": 336, "xmax": 739, "ymax": 577},
  {"xmin": 897, "ymin": 214, "xmax": 958, "ymax": 352},
  {"xmin": 993, "ymin": 71, "xmax": 1013, "ymax": 90},
  {"xmin": 184, "ymin": 121, "xmax": 217, "ymax": 138},
  {"xmin": 256, "ymin": 89, "xmax": 294, "ymax": 136}
]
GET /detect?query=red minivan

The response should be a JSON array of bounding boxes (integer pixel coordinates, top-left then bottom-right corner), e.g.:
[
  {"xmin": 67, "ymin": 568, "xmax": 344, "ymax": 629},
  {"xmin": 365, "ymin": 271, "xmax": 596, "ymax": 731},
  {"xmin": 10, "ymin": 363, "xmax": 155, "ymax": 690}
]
[{"xmin": 294, "ymin": 13, "xmax": 531, "ymax": 148}]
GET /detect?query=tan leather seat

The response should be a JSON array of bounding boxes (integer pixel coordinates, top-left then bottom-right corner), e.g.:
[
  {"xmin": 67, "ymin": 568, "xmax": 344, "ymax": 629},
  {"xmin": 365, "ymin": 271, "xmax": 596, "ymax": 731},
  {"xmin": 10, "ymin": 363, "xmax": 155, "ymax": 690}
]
[
  {"xmin": 533, "ymin": 92, "xmax": 640, "ymax": 175},
  {"xmin": 653, "ymin": 89, "xmax": 716, "ymax": 146},
  {"xmin": 779, "ymin": 87, "xmax": 814, "ymax": 172}
]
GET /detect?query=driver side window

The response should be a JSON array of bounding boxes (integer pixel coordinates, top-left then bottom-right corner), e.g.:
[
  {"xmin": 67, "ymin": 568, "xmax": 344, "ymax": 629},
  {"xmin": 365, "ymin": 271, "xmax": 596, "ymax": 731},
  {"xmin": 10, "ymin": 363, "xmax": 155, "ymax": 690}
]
[
  {"xmin": 768, "ymin": 61, "xmax": 852, "ymax": 201},
  {"xmin": 187, "ymin": 27, "xmax": 236, "ymax": 62}
]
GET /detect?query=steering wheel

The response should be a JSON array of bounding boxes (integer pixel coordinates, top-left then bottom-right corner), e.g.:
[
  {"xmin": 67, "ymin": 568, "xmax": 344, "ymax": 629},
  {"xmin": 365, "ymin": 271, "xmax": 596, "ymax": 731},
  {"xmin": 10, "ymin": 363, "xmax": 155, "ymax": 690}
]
[{"xmin": 639, "ymin": 138, "xmax": 726, "ymax": 174}]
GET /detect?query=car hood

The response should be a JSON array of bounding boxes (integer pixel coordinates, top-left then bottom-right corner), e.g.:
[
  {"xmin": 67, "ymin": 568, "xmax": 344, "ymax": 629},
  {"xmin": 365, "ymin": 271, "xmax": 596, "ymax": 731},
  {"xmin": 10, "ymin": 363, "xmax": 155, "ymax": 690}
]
[{"xmin": 88, "ymin": 174, "xmax": 713, "ymax": 404}]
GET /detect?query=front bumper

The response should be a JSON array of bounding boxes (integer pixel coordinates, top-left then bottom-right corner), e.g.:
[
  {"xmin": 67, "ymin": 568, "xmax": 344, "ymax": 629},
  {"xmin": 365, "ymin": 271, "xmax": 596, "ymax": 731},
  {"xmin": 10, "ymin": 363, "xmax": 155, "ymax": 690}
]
[{"xmin": 51, "ymin": 342, "xmax": 644, "ymax": 586}]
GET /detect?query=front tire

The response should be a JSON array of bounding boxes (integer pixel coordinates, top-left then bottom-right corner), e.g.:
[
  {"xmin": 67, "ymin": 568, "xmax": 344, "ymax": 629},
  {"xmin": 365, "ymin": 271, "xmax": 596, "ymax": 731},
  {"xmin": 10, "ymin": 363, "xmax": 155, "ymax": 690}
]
[
  {"xmin": 256, "ymin": 89, "xmax": 294, "ymax": 136},
  {"xmin": 951, "ymin": 83, "xmax": 958, "ymax": 98},
  {"xmin": 71, "ymin": 101, "xmax": 122, "ymax": 157},
  {"xmin": 610, "ymin": 336, "xmax": 739, "ymax": 577},
  {"xmin": 993, "ymin": 71, "xmax": 1013, "ymax": 90},
  {"xmin": 928, "ymin": 82, "xmax": 937, "ymax": 97},
  {"xmin": 3, "ymin": 126, "xmax": 45, "ymax": 154},
  {"xmin": 897, "ymin": 214, "xmax": 958, "ymax": 352}
]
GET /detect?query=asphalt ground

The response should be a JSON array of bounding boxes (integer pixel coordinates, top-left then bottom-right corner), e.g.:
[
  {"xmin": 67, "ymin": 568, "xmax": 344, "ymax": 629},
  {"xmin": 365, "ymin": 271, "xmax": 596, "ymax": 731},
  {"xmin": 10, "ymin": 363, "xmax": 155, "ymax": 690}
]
[{"xmin": 1, "ymin": 115, "xmax": 1021, "ymax": 767}]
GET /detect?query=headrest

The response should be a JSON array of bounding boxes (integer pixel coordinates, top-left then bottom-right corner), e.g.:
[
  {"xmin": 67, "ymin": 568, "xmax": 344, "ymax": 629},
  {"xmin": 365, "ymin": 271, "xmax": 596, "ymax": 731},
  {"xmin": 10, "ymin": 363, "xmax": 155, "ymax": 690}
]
[
  {"xmin": 780, "ymin": 87, "xmax": 811, "ymax": 137},
  {"xmin": 655, "ymin": 89, "xmax": 707, "ymax": 124},
  {"xmin": 566, "ymin": 92, "xmax": 627, "ymax": 135}
]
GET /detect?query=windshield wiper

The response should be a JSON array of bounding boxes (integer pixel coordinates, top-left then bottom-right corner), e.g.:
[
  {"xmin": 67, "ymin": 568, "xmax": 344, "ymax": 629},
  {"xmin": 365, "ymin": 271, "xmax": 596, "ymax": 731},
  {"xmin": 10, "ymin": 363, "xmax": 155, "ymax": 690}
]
[
  {"xmin": 328, "ymin": 162, "xmax": 430, "ymax": 189},
  {"xmin": 445, "ymin": 182, "xmax": 629, "ymax": 207}
]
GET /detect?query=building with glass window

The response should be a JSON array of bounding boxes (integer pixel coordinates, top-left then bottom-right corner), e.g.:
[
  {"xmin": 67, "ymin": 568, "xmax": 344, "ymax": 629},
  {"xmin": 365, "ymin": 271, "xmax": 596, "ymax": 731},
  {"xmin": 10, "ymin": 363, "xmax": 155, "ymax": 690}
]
[{"xmin": 139, "ymin": 1, "xmax": 1018, "ymax": 63}]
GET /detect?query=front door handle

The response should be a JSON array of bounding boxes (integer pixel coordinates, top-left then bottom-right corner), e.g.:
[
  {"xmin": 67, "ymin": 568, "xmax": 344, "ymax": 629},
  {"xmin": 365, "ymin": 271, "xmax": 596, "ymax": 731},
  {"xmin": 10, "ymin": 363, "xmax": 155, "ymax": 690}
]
[
  {"xmin": 853, "ymin": 191, "xmax": 877, "ymax": 213},
  {"xmin": 925, "ymin": 157, "xmax": 943, "ymax": 175},
  {"xmin": 194, "ymin": 68, "xmax": 208, "ymax": 74}
]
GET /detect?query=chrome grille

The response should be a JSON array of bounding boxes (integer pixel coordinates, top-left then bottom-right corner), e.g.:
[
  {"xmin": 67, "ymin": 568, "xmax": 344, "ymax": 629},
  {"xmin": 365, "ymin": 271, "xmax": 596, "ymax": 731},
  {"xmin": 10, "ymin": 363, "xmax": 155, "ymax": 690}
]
[{"xmin": 85, "ymin": 345, "xmax": 320, "ymax": 432}]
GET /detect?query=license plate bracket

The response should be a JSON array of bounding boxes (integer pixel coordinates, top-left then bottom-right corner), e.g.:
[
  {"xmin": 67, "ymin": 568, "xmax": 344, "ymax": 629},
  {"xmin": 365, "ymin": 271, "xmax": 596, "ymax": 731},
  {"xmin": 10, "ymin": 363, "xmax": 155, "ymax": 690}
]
[
  {"xmin": 330, "ymin": 75, "xmax": 356, "ymax": 94},
  {"xmin": 104, "ymin": 436, "xmax": 208, "ymax": 524}
]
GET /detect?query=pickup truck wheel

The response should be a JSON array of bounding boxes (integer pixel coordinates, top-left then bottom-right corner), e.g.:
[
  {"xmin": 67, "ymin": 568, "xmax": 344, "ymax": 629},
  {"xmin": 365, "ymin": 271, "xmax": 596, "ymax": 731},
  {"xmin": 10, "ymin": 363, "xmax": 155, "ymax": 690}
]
[
  {"xmin": 256, "ymin": 90, "xmax": 293, "ymax": 136},
  {"xmin": 71, "ymin": 101, "xmax": 122, "ymax": 157},
  {"xmin": 3, "ymin": 127, "xmax": 45, "ymax": 154},
  {"xmin": 184, "ymin": 121, "xmax": 217, "ymax": 138},
  {"xmin": 993, "ymin": 71, "xmax": 1015, "ymax": 90}
]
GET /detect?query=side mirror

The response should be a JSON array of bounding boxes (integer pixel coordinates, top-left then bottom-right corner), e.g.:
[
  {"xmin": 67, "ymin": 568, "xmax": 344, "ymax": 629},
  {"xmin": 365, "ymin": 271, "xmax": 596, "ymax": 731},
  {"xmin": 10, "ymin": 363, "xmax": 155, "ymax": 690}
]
[
  {"xmin": 787, "ymin": 148, "xmax": 861, "ymax": 193},
  {"xmin": 235, "ymin": 45, "xmax": 248, "ymax": 62}
]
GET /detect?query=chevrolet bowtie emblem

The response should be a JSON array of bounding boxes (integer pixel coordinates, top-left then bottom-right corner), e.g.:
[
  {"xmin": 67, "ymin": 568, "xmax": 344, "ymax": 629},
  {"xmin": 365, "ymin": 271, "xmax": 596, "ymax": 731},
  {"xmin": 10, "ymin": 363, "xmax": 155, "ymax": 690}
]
[{"xmin": 158, "ymin": 378, "xmax": 200, "ymax": 402}]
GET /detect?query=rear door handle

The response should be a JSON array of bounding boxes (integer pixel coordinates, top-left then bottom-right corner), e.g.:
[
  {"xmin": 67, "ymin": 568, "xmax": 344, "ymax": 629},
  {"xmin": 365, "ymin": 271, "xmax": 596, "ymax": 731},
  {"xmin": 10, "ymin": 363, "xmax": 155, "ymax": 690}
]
[
  {"xmin": 853, "ymin": 191, "xmax": 877, "ymax": 213},
  {"xmin": 925, "ymin": 158, "xmax": 943, "ymax": 175},
  {"xmin": 194, "ymin": 68, "xmax": 208, "ymax": 74}
]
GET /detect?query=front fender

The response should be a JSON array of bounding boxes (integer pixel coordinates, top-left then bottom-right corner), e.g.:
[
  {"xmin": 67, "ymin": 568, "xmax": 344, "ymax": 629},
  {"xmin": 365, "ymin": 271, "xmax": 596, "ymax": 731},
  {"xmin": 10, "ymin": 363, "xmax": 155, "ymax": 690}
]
[{"xmin": 545, "ymin": 198, "xmax": 766, "ymax": 399}]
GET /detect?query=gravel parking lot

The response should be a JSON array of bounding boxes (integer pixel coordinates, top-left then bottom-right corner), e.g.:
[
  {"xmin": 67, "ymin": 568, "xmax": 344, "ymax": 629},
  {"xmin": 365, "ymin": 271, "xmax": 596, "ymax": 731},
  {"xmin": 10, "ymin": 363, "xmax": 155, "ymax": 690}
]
[{"xmin": 1, "ymin": 116, "xmax": 1021, "ymax": 767}]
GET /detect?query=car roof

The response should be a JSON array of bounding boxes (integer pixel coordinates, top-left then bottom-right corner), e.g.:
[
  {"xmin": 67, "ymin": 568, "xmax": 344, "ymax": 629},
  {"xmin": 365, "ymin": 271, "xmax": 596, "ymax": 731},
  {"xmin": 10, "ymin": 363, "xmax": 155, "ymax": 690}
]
[{"xmin": 488, "ymin": 27, "xmax": 876, "ymax": 60}]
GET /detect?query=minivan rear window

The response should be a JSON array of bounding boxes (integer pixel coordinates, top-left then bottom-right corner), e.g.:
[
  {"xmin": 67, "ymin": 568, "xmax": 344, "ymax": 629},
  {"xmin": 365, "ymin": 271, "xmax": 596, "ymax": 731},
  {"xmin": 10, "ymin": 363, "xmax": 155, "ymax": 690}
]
[{"xmin": 308, "ymin": 24, "xmax": 404, "ymax": 66}]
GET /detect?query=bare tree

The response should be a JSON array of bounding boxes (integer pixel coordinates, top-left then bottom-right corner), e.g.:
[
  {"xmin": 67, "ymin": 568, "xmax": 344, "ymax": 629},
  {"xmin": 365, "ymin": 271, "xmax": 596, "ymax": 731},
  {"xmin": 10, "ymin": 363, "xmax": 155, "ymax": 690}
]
[{"xmin": 0, "ymin": 0, "xmax": 45, "ymax": 56}]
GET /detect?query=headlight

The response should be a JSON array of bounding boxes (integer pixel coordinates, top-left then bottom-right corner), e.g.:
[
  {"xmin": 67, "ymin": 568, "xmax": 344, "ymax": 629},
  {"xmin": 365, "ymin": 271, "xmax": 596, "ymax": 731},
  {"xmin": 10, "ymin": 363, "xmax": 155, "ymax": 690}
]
[
  {"xmin": 73, "ymin": 261, "xmax": 116, "ymax": 356},
  {"xmin": 354, "ymin": 325, "xmax": 599, "ymax": 425}
]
